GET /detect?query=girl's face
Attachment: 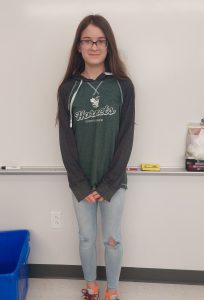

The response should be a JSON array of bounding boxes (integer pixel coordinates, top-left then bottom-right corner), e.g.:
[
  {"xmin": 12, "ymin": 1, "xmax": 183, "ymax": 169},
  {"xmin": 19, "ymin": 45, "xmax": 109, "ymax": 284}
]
[{"xmin": 78, "ymin": 24, "xmax": 108, "ymax": 69}]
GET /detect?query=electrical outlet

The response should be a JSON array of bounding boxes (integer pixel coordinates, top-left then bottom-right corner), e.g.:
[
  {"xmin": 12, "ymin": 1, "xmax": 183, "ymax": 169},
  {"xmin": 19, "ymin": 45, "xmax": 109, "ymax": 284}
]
[{"xmin": 50, "ymin": 211, "xmax": 62, "ymax": 228}]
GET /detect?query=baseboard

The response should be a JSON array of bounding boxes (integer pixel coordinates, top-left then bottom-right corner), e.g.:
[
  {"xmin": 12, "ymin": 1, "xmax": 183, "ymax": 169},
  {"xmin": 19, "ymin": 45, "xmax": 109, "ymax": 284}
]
[{"xmin": 28, "ymin": 264, "xmax": 204, "ymax": 285}]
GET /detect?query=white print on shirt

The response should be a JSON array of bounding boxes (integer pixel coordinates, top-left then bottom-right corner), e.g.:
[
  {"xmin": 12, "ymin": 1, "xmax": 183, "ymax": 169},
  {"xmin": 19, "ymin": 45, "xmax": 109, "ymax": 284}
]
[
  {"xmin": 75, "ymin": 105, "xmax": 116, "ymax": 122},
  {"xmin": 85, "ymin": 119, "xmax": 103, "ymax": 123},
  {"xmin": 90, "ymin": 96, "xmax": 100, "ymax": 108}
]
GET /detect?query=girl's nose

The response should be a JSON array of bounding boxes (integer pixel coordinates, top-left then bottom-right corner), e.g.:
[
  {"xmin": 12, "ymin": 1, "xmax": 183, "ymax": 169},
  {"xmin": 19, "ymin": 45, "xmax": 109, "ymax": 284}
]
[{"xmin": 91, "ymin": 43, "xmax": 98, "ymax": 50}]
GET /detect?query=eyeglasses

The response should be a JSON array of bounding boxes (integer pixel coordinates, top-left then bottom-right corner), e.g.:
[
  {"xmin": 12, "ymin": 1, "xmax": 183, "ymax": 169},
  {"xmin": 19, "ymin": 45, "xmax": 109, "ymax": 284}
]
[{"xmin": 80, "ymin": 39, "xmax": 108, "ymax": 49}]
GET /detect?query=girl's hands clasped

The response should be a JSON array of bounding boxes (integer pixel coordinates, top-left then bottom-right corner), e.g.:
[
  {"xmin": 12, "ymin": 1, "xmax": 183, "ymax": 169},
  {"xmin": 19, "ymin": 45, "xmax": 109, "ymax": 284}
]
[{"xmin": 85, "ymin": 191, "xmax": 104, "ymax": 203}]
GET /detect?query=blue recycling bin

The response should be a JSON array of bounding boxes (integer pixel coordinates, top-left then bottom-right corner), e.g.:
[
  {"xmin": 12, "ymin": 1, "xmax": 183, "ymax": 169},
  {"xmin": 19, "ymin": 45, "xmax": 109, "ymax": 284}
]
[{"xmin": 0, "ymin": 230, "xmax": 30, "ymax": 300}]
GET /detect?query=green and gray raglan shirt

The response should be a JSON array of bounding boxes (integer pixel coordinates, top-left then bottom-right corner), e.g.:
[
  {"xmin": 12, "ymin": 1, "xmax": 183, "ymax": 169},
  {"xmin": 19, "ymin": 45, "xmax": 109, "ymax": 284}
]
[{"xmin": 59, "ymin": 72, "xmax": 135, "ymax": 202}]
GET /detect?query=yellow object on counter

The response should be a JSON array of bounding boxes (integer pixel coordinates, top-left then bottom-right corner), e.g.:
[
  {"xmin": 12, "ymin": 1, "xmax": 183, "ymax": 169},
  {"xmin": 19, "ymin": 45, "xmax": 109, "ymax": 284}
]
[{"xmin": 140, "ymin": 163, "xmax": 161, "ymax": 171}]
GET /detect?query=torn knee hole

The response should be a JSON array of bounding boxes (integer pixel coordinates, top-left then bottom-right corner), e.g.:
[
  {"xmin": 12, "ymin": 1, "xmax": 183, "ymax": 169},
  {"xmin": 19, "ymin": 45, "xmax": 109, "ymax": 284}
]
[{"xmin": 108, "ymin": 238, "xmax": 117, "ymax": 247}]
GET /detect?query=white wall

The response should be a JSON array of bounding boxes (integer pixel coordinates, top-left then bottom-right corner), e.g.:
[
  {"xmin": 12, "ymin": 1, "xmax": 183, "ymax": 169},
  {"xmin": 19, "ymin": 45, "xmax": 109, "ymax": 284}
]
[
  {"xmin": 0, "ymin": 173, "xmax": 204, "ymax": 270},
  {"xmin": 0, "ymin": 0, "xmax": 204, "ymax": 167}
]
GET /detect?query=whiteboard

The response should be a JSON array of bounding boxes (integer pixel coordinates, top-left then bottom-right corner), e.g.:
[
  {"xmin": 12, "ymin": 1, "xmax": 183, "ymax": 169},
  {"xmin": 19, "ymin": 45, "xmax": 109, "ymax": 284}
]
[{"xmin": 0, "ymin": 0, "xmax": 204, "ymax": 167}]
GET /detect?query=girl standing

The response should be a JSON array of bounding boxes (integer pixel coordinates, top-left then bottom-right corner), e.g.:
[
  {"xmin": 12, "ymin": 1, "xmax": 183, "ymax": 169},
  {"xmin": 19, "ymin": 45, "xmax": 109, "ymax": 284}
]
[{"xmin": 57, "ymin": 14, "xmax": 135, "ymax": 300}]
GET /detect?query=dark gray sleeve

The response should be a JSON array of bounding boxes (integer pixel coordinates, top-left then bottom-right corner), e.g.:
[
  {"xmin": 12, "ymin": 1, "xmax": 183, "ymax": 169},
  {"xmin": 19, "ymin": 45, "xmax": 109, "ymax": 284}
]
[
  {"xmin": 58, "ymin": 84, "xmax": 91, "ymax": 201},
  {"xmin": 96, "ymin": 79, "xmax": 135, "ymax": 201}
]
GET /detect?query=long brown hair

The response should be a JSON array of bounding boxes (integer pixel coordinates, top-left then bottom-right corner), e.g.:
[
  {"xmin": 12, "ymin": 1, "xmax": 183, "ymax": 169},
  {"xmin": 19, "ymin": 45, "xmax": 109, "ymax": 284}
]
[{"xmin": 56, "ymin": 14, "xmax": 128, "ymax": 123}]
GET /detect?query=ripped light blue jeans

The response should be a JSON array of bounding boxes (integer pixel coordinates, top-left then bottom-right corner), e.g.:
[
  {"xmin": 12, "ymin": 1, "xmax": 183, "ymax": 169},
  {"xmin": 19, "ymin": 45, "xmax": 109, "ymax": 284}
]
[{"xmin": 72, "ymin": 188, "xmax": 125, "ymax": 289}]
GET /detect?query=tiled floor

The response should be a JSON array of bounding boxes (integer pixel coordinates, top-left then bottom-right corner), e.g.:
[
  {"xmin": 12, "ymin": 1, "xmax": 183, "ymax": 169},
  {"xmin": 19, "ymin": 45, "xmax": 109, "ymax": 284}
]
[{"xmin": 27, "ymin": 278, "xmax": 204, "ymax": 300}]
